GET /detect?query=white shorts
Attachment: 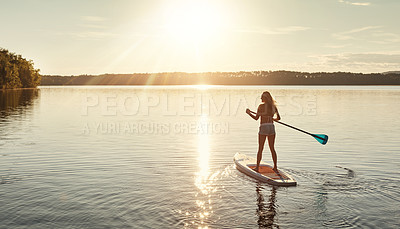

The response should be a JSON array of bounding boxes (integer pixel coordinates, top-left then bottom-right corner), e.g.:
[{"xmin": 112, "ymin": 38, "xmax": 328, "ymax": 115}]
[{"xmin": 258, "ymin": 123, "xmax": 275, "ymax": 136}]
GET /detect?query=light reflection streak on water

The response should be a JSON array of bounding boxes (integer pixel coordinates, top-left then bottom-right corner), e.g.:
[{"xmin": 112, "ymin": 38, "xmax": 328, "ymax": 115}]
[
  {"xmin": 196, "ymin": 115, "xmax": 210, "ymax": 193},
  {"xmin": 194, "ymin": 114, "xmax": 214, "ymax": 227}
]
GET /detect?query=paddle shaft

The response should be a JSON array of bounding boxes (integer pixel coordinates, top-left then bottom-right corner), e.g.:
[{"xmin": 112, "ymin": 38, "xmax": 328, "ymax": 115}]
[{"xmin": 248, "ymin": 110, "xmax": 324, "ymax": 141}]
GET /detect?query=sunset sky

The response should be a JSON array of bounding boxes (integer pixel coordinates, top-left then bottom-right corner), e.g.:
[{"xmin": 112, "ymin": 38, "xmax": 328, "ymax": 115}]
[{"xmin": 1, "ymin": 0, "xmax": 399, "ymax": 75}]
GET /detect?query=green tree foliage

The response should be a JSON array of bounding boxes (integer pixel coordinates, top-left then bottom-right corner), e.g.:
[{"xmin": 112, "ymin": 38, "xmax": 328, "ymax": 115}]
[{"xmin": 0, "ymin": 48, "xmax": 41, "ymax": 89}]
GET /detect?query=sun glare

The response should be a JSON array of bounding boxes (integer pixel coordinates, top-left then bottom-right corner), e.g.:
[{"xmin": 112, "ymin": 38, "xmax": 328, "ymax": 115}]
[
  {"xmin": 192, "ymin": 84, "xmax": 213, "ymax": 90},
  {"xmin": 163, "ymin": 1, "xmax": 223, "ymax": 43}
]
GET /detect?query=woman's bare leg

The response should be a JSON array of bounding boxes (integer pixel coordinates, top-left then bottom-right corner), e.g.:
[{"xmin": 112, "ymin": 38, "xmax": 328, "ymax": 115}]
[
  {"xmin": 256, "ymin": 134, "xmax": 267, "ymax": 172},
  {"xmin": 267, "ymin": 134, "xmax": 277, "ymax": 171}
]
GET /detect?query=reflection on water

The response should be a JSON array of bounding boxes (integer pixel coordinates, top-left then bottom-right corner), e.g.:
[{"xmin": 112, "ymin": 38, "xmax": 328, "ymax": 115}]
[
  {"xmin": 0, "ymin": 89, "xmax": 39, "ymax": 116},
  {"xmin": 0, "ymin": 89, "xmax": 39, "ymax": 185},
  {"xmin": 256, "ymin": 184, "xmax": 278, "ymax": 228},
  {"xmin": 196, "ymin": 115, "xmax": 210, "ymax": 190},
  {"xmin": 194, "ymin": 114, "xmax": 212, "ymax": 228}
]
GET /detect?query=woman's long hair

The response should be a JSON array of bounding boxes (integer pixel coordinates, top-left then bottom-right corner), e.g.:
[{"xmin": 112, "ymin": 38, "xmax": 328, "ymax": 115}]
[{"xmin": 262, "ymin": 91, "xmax": 276, "ymax": 115}]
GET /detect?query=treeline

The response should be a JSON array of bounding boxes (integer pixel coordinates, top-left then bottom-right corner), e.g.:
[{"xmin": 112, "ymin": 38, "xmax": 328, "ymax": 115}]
[
  {"xmin": 41, "ymin": 71, "xmax": 400, "ymax": 86},
  {"xmin": 0, "ymin": 48, "xmax": 41, "ymax": 89}
]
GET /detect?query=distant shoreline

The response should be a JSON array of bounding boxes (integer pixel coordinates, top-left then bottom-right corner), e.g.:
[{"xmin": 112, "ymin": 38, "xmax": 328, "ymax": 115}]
[
  {"xmin": 40, "ymin": 71, "xmax": 400, "ymax": 86},
  {"xmin": 36, "ymin": 84, "xmax": 400, "ymax": 87},
  {"xmin": 1, "ymin": 87, "xmax": 40, "ymax": 91}
]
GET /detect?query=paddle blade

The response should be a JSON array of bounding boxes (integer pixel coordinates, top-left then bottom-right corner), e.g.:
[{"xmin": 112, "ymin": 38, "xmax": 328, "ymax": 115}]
[{"xmin": 313, "ymin": 134, "xmax": 328, "ymax": 145}]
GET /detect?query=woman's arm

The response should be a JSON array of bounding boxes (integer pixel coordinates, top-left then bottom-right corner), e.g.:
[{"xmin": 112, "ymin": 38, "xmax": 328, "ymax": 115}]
[
  {"xmin": 246, "ymin": 108, "xmax": 259, "ymax": 120},
  {"xmin": 273, "ymin": 106, "xmax": 281, "ymax": 121}
]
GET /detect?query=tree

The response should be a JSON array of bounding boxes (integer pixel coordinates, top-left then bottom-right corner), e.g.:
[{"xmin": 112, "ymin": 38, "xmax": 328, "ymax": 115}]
[{"xmin": 0, "ymin": 48, "xmax": 41, "ymax": 89}]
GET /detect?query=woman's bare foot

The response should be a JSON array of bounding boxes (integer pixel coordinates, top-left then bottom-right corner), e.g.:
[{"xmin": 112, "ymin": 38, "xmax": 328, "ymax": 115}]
[
  {"xmin": 273, "ymin": 167, "xmax": 279, "ymax": 174},
  {"xmin": 252, "ymin": 167, "xmax": 259, "ymax": 173}
]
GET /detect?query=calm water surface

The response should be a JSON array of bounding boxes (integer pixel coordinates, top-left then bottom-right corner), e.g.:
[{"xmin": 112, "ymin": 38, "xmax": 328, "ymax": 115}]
[{"xmin": 1, "ymin": 86, "xmax": 399, "ymax": 228}]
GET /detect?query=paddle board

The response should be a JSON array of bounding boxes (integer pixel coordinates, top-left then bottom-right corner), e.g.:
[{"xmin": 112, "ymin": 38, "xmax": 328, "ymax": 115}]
[{"xmin": 234, "ymin": 152, "xmax": 297, "ymax": 186}]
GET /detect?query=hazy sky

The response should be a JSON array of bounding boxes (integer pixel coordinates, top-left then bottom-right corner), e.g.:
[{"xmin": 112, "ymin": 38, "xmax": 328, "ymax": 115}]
[{"xmin": 1, "ymin": 0, "xmax": 399, "ymax": 75}]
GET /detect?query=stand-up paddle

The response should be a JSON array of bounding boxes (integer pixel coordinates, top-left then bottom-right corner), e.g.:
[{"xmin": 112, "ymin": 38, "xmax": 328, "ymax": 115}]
[{"xmin": 249, "ymin": 110, "xmax": 328, "ymax": 145}]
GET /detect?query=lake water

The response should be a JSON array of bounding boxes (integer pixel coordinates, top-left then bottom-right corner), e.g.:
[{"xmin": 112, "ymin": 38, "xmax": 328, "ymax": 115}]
[{"xmin": 1, "ymin": 86, "xmax": 399, "ymax": 228}]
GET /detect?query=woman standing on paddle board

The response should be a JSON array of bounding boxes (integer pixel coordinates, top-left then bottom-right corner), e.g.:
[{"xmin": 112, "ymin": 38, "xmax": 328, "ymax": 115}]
[{"xmin": 246, "ymin": 91, "xmax": 281, "ymax": 173}]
